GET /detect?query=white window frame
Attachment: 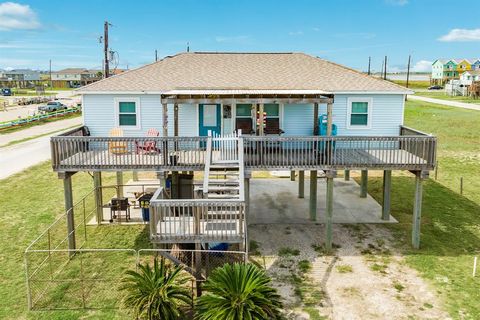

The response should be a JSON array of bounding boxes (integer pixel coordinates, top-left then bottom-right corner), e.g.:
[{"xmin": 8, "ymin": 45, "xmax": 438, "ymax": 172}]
[
  {"xmin": 114, "ymin": 97, "xmax": 141, "ymax": 130},
  {"xmin": 346, "ymin": 97, "xmax": 373, "ymax": 129}
]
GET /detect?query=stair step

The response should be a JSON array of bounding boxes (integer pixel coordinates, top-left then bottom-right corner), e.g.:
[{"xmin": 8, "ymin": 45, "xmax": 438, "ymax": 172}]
[
  {"xmin": 210, "ymin": 164, "xmax": 239, "ymax": 169},
  {"xmin": 207, "ymin": 186, "xmax": 240, "ymax": 191},
  {"xmin": 207, "ymin": 194, "xmax": 240, "ymax": 199},
  {"xmin": 208, "ymin": 178, "xmax": 240, "ymax": 184}
]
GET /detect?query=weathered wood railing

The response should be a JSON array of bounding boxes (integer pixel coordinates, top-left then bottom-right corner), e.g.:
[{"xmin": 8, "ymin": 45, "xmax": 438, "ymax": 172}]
[
  {"xmin": 51, "ymin": 131, "xmax": 436, "ymax": 172},
  {"xmin": 243, "ymin": 135, "xmax": 436, "ymax": 170},
  {"xmin": 51, "ymin": 135, "xmax": 208, "ymax": 171},
  {"xmin": 149, "ymin": 188, "xmax": 245, "ymax": 243}
]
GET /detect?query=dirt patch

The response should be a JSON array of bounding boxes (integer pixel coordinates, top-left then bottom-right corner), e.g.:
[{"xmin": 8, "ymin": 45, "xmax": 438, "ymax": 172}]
[{"xmin": 249, "ymin": 224, "xmax": 450, "ymax": 320}]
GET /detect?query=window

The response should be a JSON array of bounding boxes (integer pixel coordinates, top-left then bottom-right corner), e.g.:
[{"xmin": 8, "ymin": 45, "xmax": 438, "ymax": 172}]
[
  {"xmin": 347, "ymin": 98, "xmax": 372, "ymax": 129},
  {"xmin": 235, "ymin": 104, "xmax": 253, "ymax": 134},
  {"xmin": 263, "ymin": 103, "xmax": 281, "ymax": 134},
  {"xmin": 115, "ymin": 98, "xmax": 140, "ymax": 129}
]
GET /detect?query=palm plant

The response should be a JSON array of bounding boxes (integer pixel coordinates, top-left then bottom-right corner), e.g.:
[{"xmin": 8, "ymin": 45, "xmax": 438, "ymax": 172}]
[
  {"xmin": 121, "ymin": 258, "xmax": 192, "ymax": 320},
  {"xmin": 195, "ymin": 263, "xmax": 283, "ymax": 320}
]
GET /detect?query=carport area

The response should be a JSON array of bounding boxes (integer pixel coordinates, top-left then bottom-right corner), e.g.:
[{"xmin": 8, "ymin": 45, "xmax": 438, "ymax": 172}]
[{"xmin": 249, "ymin": 177, "xmax": 397, "ymax": 225}]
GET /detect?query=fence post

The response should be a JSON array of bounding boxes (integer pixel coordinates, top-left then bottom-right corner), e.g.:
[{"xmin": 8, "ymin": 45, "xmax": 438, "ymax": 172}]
[{"xmin": 460, "ymin": 177, "xmax": 463, "ymax": 195}]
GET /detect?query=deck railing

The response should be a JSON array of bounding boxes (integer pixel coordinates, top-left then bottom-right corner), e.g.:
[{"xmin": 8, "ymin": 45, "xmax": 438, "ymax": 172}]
[
  {"xmin": 51, "ymin": 129, "xmax": 436, "ymax": 171},
  {"xmin": 51, "ymin": 135, "xmax": 208, "ymax": 171},
  {"xmin": 149, "ymin": 188, "xmax": 245, "ymax": 243},
  {"xmin": 243, "ymin": 135, "xmax": 436, "ymax": 170}
]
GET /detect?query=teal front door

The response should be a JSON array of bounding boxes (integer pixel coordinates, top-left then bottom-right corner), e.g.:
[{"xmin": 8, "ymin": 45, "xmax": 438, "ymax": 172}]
[{"xmin": 199, "ymin": 104, "xmax": 221, "ymax": 136}]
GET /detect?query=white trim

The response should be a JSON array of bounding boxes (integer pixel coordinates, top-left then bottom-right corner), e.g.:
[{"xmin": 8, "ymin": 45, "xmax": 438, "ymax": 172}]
[
  {"xmin": 114, "ymin": 97, "xmax": 141, "ymax": 130},
  {"xmin": 346, "ymin": 97, "xmax": 373, "ymax": 130},
  {"xmin": 401, "ymin": 94, "xmax": 405, "ymax": 126}
]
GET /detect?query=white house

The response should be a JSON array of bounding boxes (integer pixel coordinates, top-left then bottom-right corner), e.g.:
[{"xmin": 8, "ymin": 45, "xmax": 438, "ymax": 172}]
[{"xmin": 459, "ymin": 70, "xmax": 480, "ymax": 86}]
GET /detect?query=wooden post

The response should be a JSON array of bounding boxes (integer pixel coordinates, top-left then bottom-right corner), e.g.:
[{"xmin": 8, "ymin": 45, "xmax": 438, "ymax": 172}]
[
  {"xmin": 382, "ymin": 170, "xmax": 391, "ymax": 220},
  {"xmin": 325, "ymin": 171, "xmax": 334, "ymax": 252},
  {"xmin": 162, "ymin": 103, "xmax": 169, "ymax": 165},
  {"xmin": 298, "ymin": 171, "xmax": 305, "ymax": 198},
  {"xmin": 290, "ymin": 171, "xmax": 296, "ymax": 181},
  {"xmin": 360, "ymin": 170, "xmax": 368, "ymax": 198},
  {"xmin": 313, "ymin": 102, "xmax": 319, "ymax": 135},
  {"xmin": 258, "ymin": 103, "xmax": 264, "ymax": 136},
  {"xmin": 116, "ymin": 172, "xmax": 124, "ymax": 198},
  {"xmin": 63, "ymin": 174, "xmax": 76, "ymax": 255},
  {"xmin": 309, "ymin": 171, "xmax": 317, "ymax": 221},
  {"xmin": 93, "ymin": 172, "xmax": 103, "ymax": 225},
  {"xmin": 326, "ymin": 101, "xmax": 333, "ymax": 136},
  {"xmin": 344, "ymin": 170, "xmax": 350, "ymax": 181},
  {"xmin": 412, "ymin": 172, "xmax": 424, "ymax": 249},
  {"xmin": 244, "ymin": 177, "xmax": 250, "ymax": 218},
  {"xmin": 132, "ymin": 171, "xmax": 139, "ymax": 181}
]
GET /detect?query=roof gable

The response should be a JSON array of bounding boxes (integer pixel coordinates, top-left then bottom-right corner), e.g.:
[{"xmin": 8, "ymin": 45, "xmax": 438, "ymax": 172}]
[{"xmin": 79, "ymin": 52, "xmax": 409, "ymax": 94}]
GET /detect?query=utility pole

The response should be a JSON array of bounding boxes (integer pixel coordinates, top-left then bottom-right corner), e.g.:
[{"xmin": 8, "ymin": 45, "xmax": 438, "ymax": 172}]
[
  {"xmin": 381, "ymin": 60, "xmax": 384, "ymax": 79},
  {"xmin": 49, "ymin": 59, "xmax": 52, "ymax": 88},
  {"xmin": 406, "ymin": 55, "xmax": 411, "ymax": 88},
  {"xmin": 104, "ymin": 21, "xmax": 110, "ymax": 78},
  {"xmin": 384, "ymin": 55, "xmax": 388, "ymax": 80},
  {"xmin": 368, "ymin": 56, "xmax": 371, "ymax": 75},
  {"xmin": 187, "ymin": 42, "xmax": 190, "ymax": 52},
  {"xmin": 155, "ymin": 49, "xmax": 158, "ymax": 62}
]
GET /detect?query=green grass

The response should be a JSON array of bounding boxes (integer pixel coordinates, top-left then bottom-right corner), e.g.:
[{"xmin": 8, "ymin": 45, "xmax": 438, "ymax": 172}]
[
  {"xmin": 414, "ymin": 91, "xmax": 480, "ymax": 104},
  {"xmin": 391, "ymin": 80, "xmax": 430, "ymax": 89},
  {"xmin": 278, "ymin": 247, "xmax": 300, "ymax": 256},
  {"xmin": 363, "ymin": 100, "xmax": 480, "ymax": 319},
  {"xmin": 336, "ymin": 264, "xmax": 353, "ymax": 273},
  {"xmin": 0, "ymin": 111, "xmax": 81, "ymax": 135},
  {"xmin": 0, "ymin": 162, "xmax": 136, "ymax": 319}
]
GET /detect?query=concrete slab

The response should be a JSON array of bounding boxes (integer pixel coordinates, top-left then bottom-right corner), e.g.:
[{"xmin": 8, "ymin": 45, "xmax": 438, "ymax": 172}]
[{"xmin": 249, "ymin": 178, "xmax": 397, "ymax": 224}]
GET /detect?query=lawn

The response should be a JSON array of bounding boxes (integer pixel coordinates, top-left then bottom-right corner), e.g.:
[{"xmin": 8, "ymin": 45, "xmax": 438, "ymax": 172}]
[
  {"xmin": 415, "ymin": 91, "xmax": 480, "ymax": 104},
  {"xmin": 391, "ymin": 80, "xmax": 430, "ymax": 90},
  {"xmin": 0, "ymin": 163, "xmax": 138, "ymax": 319},
  {"xmin": 364, "ymin": 99, "xmax": 480, "ymax": 319}
]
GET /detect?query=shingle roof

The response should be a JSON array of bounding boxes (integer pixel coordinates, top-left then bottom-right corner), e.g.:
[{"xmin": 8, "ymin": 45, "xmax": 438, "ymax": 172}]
[{"xmin": 79, "ymin": 52, "xmax": 410, "ymax": 94}]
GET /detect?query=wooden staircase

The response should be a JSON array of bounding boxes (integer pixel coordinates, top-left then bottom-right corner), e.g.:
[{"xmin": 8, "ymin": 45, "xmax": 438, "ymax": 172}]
[{"xmin": 202, "ymin": 131, "xmax": 243, "ymax": 200}]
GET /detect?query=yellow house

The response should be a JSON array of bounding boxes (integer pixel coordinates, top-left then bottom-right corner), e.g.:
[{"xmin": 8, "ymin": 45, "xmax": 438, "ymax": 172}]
[{"xmin": 456, "ymin": 59, "xmax": 471, "ymax": 74}]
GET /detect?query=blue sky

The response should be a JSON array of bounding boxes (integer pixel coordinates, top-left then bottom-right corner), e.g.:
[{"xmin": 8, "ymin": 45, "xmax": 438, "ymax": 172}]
[{"xmin": 1, "ymin": 0, "xmax": 479, "ymax": 72}]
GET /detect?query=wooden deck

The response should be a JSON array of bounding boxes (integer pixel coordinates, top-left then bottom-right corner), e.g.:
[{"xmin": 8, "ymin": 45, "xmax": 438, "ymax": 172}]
[{"xmin": 51, "ymin": 133, "xmax": 436, "ymax": 172}]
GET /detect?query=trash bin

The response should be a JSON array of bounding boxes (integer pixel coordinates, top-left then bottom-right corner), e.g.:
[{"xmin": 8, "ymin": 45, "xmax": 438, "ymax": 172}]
[{"xmin": 138, "ymin": 193, "xmax": 153, "ymax": 222}]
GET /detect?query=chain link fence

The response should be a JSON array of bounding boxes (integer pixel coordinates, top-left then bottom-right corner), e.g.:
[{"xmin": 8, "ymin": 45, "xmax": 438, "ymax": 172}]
[{"xmin": 25, "ymin": 247, "xmax": 246, "ymax": 310}]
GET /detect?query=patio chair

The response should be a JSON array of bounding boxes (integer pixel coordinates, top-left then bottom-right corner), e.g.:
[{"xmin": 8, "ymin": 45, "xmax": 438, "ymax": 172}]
[
  {"xmin": 108, "ymin": 127, "xmax": 128, "ymax": 154},
  {"xmin": 135, "ymin": 128, "xmax": 160, "ymax": 154}
]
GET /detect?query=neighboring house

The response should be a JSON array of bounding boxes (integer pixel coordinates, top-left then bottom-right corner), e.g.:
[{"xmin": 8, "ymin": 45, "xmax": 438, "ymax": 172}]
[
  {"xmin": 459, "ymin": 70, "xmax": 480, "ymax": 85},
  {"xmin": 51, "ymin": 68, "xmax": 125, "ymax": 88},
  {"xmin": 0, "ymin": 69, "xmax": 41, "ymax": 81},
  {"xmin": 431, "ymin": 59, "xmax": 467, "ymax": 84},
  {"xmin": 51, "ymin": 52, "xmax": 436, "ymax": 254},
  {"xmin": 470, "ymin": 59, "xmax": 480, "ymax": 71},
  {"xmin": 456, "ymin": 59, "xmax": 471, "ymax": 74},
  {"xmin": 51, "ymin": 68, "xmax": 101, "ymax": 88}
]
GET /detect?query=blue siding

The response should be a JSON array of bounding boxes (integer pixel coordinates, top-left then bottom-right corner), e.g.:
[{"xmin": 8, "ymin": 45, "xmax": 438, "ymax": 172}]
[
  {"xmin": 83, "ymin": 95, "xmax": 198, "ymax": 137},
  {"xmin": 83, "ymin": 94, "xmax": 405, "ymax": 138},
  {"xmin": 283, "ymin": 104, "xmax": 314, "ymax": 136},
  {"xmin": 282, "ymin": 94, "xmax": 404, "ymax": 136}
]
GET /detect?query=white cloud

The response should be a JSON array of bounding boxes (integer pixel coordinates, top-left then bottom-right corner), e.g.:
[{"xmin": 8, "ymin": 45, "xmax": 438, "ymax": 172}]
[
  {"xmin": 438, "ymin": 28, "xmax": 480, "ymax": 42},
  {"xmin": 0, "ymin": 2, "xmax": 41, "ymax": 31},
  {"xmin": 385, "ymin": 0, "xmax": 408, "ymax": 5},
  {"xmin": 413, "ymin": 60, "xmax": 432, "ymax": 72}
]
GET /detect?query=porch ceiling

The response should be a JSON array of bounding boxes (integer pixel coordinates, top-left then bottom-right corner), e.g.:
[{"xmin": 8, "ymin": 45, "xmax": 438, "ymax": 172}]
[{"xmin": 161, "ymin": 91, "xmax": 334, "ymax": 104}]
